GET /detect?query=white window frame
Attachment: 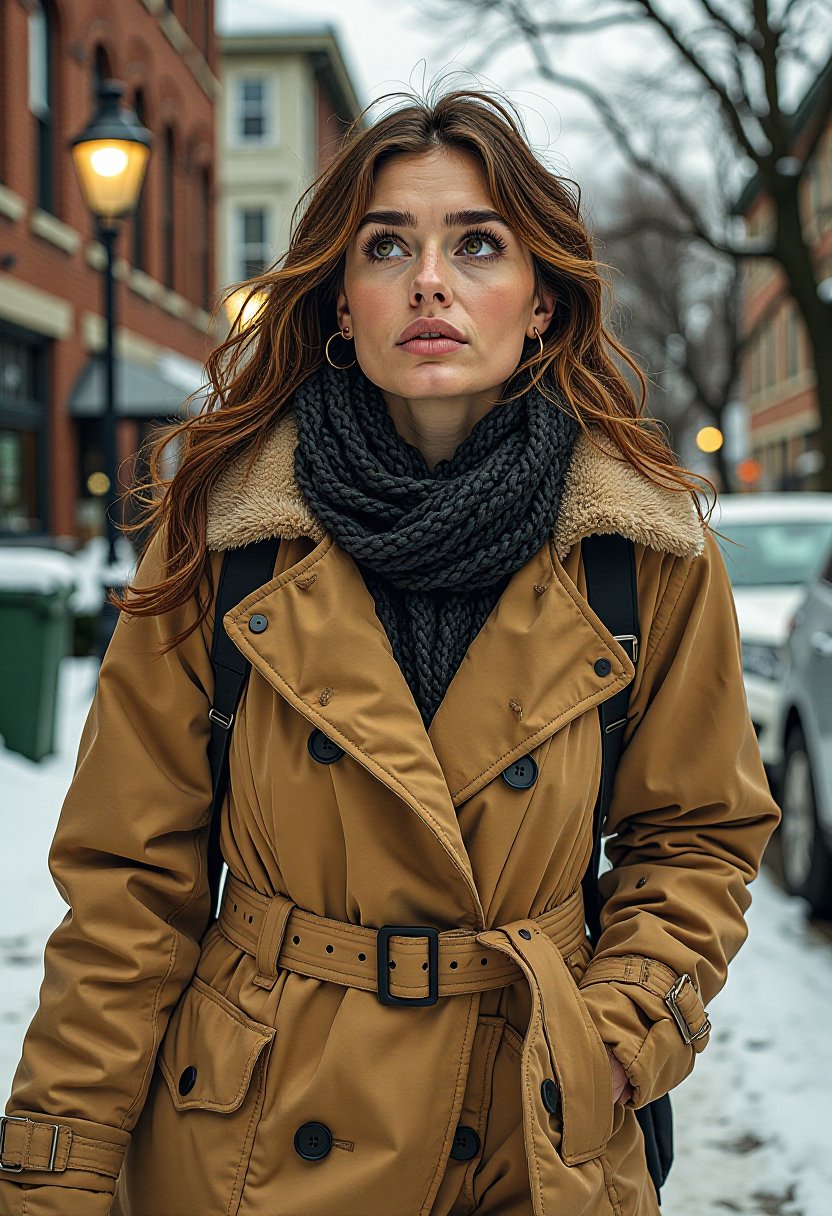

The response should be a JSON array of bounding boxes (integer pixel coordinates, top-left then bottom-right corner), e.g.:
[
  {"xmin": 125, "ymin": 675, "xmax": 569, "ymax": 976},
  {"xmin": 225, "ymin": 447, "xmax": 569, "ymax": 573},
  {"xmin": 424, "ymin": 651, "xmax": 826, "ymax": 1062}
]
[{"xmin": 232, "ymin": 74, "xmax": 274, "ymax": 146}]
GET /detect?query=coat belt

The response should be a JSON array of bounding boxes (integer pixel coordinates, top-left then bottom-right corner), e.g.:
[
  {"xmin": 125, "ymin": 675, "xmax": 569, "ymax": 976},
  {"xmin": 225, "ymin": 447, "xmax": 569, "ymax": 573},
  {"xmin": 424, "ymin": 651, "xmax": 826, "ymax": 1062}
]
[{"xmin": 217, "ymin": 872, "xmax": 588, "ymax": 999}]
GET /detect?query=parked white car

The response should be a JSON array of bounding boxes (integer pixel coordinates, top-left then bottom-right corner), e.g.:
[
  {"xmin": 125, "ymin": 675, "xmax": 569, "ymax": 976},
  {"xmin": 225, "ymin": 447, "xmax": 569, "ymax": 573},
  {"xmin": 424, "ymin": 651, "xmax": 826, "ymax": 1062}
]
[
  {"xmin": 710, "ymin": 493, "xmax": 832, "ymax": 785},
  {"xmin": 776, "ymin": 536, "xmax": 832, "ymax": 919}
]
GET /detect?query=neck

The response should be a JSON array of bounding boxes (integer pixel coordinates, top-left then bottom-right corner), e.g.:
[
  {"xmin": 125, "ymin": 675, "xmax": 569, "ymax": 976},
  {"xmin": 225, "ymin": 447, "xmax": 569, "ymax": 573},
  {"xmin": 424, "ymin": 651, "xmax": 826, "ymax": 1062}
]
[{"xmin": 380, "ymin": 383, "xmax": 507, "ymax": 470}]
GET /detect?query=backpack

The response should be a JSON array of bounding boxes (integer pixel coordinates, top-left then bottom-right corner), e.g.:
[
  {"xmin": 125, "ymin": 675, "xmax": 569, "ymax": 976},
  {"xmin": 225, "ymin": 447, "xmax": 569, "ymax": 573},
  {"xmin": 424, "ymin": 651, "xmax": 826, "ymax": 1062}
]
[{"xmin": 205, "ymin": 531, "xmax": 673, "ymax": 1200}]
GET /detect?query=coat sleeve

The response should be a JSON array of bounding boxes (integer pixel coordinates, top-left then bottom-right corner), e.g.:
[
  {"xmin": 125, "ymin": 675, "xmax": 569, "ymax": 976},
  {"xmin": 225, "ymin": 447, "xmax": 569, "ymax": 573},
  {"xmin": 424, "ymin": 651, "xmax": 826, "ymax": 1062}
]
[
  {"xmin": 0, "ymin": 528, "xmax": 222, "ymax": 1214},
  {"xmin": 577, "ymin": 527, "xmax": 781, "ymax": 1109}
]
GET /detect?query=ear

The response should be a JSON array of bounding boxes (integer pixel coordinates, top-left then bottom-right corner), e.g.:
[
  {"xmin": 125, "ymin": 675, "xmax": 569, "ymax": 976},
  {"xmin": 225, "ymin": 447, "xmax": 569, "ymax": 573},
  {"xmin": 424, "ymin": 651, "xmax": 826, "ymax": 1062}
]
[
  {"xmin": 528, "ymin": 288, "xmax": 555, "ymax": 340},
  {"xmin": 336, "ymin": 287, "xmax": 352, "ymax": 335}
]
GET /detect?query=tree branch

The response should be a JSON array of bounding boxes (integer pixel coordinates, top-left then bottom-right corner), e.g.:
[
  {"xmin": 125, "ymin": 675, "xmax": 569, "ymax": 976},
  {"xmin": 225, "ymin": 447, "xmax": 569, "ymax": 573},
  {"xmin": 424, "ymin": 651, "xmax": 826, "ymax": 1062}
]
[
  {"xmin": 694, "ymin": 0, "xmax": 751, "ymax": 48},
  {"xmin": 601, "ymin": 214, "xmax": 781, "ymax": 263},
  {"xmin": 628, "ymin": 0, "xmax": 763, "ymax": 160}
]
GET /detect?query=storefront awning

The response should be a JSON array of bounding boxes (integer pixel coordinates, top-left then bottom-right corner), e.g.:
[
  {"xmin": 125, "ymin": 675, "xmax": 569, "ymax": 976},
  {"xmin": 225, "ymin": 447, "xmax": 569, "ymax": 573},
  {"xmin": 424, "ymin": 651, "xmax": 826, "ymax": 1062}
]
[{"xmin": 68, "ymin": 353, "xmax": 210, "ymax": 419}]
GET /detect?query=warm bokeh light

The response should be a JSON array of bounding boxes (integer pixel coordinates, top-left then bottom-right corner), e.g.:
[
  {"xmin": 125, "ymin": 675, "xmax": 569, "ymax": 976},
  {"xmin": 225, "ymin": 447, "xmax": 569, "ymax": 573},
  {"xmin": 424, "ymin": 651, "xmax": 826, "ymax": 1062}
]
[
  {"xmin": 87, "ymin": 471, "xmax": 111, "ymax": 496},
  {"xmin": 89, "ymin": 145, "xmax": 130, "ymax": 178},
  {"xmin": 224, "ymin": 287, "xmax": 269, "ymax": 331},
  {"xmin": 735, "ymin": 458, "xmax": 762, "ymax": 485},
  {"xmin": 696, "ymin": 426, "xmax": 724, "ymax": 453}
]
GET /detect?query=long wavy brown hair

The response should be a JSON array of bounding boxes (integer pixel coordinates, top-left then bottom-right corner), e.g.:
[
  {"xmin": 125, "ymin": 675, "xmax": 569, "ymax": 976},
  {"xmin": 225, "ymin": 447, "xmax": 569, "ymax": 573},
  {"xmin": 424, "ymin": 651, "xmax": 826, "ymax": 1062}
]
[{"xmin": 114, "ymin": 86, "xmax": 716, "ymax": 648}]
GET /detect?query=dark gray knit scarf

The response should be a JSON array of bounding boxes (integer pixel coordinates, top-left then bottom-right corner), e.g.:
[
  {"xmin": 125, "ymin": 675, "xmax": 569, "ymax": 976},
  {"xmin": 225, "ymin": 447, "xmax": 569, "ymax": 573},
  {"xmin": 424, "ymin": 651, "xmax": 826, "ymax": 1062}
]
[{"xmin": 292, "ymin": 360, "xmax": 579, "ymax": 729}]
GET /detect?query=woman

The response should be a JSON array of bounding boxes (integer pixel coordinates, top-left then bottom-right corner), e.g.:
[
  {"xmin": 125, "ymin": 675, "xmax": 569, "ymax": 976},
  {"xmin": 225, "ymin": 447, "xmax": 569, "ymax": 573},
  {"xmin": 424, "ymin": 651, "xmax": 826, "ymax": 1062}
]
[{"xmin": 0, "ymin": 90, "xmax": 780, "ymax": 1216}]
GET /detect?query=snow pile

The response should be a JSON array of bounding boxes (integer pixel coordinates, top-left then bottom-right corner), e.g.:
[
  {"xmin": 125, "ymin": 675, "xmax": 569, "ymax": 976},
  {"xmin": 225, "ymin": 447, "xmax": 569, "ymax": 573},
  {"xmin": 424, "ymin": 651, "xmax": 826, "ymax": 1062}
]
[
  {"xmin": 68, "ymin": 536, "xmax": 137, "ymax": 614},
  {"xmin": 0, "ymin": 548, "xmax": 77, "ymax": 594}
]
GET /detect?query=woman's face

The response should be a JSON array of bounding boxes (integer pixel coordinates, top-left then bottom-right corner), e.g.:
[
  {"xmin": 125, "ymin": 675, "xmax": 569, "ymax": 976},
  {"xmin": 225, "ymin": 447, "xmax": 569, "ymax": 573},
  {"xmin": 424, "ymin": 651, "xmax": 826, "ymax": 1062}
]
[{"xmin": 336, "ymin": 147, "xmax": 554, "ymax": 412}]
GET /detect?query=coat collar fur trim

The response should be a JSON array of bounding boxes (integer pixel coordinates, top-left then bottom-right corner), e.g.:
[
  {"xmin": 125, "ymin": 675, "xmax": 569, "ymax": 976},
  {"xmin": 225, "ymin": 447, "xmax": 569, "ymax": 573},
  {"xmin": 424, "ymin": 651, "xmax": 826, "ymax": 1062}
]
[{"xmin": 205, "ymin": 407, "xmax": 706, "ymax": 561}]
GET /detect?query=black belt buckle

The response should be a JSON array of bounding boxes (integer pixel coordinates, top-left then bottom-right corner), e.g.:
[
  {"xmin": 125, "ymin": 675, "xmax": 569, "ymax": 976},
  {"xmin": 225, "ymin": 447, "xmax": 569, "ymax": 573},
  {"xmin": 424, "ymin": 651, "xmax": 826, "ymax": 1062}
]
[{"xmin": 376, "ymin": 925, "xmax": 439, "ymax": 1006}]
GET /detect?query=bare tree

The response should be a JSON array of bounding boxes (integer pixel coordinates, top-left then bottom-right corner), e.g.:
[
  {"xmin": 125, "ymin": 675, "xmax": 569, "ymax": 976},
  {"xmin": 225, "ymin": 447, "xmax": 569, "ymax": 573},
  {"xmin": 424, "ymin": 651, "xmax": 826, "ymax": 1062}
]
[
  {"xmin": 421, "ymin": 0, "xmax": 832, "ymax": 488},
  {"xmin": 596, "ymin": 164, "xmax": 791, "ymax": 488}
]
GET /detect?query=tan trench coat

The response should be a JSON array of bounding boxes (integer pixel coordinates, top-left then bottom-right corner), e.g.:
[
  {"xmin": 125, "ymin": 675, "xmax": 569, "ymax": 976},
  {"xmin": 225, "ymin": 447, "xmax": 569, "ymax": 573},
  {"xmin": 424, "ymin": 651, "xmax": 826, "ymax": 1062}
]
[{"xmin": 0, "ymin": 415, "xmax": 781, "ymax": 1216}]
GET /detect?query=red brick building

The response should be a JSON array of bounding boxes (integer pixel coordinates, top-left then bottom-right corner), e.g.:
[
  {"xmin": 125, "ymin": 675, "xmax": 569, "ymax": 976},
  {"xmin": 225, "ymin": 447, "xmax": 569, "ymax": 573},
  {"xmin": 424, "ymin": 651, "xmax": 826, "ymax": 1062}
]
[
  {"xmin": 734, "ymin": 60, "xmax": 832, "ymax": 491},
  {"xmin": 0, "ymin": 0, "xmax": 218, "ymax": 543}
]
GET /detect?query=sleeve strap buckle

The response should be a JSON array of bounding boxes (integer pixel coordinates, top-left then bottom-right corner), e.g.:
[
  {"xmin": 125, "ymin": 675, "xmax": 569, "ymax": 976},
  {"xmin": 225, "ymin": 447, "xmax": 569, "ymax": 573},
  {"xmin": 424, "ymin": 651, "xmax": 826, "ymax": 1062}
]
[
  {"xmin": 664, "ymin": 973, "xmax": 711, "ymax": 1045},
  {"xmin": 0, "ymin": 1116, "xmax": 61, "ymax": 1172}
]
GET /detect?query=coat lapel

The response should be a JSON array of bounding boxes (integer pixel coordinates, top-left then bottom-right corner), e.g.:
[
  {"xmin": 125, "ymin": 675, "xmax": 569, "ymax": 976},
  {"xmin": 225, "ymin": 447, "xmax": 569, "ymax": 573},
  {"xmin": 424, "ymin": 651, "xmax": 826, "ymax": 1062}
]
[{"xmin": 427, "ymin": 538, "xmax": 635, "ymax": 806}]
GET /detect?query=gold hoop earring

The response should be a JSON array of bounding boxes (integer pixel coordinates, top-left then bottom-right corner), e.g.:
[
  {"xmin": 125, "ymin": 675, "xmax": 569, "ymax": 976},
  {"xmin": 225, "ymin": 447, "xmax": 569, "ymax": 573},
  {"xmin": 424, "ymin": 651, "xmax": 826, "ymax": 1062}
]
[
  {"xmin": 532, "ymin": 326, "xmax": 544, "ymax": 360},
  {"xmin": 325, "ymin": 329, "xmax": 356, "ymax": 370}
]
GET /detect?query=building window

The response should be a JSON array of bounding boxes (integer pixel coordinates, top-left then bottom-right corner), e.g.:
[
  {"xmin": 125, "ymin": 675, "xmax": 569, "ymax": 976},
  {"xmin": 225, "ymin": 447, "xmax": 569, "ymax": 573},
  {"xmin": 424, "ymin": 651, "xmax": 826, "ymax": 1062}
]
[
  {"xmin": 786, "ymin": 307, "xmax": 799, "ymax": 380},
  {"xmin": 92, "ymin": 44, "xmax": 110, "ymax": 98},
  {"xmin": 238, "ymin": 206, "xmax": 271, "ymax": 280},
  {"xmin": 29, "ymin": 4, "xmax": 55, "ymax": 214},
  {"xmin": 0, "ymin": 329, "xmax": 48, "ymax": 536},
  {"xmin": 237, "ymin": 78, "xmax": 270, "ymax": 143},
  {"xmin": 764, "ymin": 316, "xmax": 776, "ymax": 390},
  {"xmin": 199, "ymin": 165, "xmax": 212, "ymax": 310},
  {"xmin": 131, "ymin": 91, "xmax": 148, "ymax": 273},
  {"xmin": 162, "ymin": 126, "xmax": 176, "ymax": 291}
]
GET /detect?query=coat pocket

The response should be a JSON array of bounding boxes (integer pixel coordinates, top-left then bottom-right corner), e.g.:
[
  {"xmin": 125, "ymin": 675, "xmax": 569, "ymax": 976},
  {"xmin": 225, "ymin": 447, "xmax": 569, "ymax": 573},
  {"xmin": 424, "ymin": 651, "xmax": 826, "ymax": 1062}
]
[{"xmin": 114, "ymin": 977, "xmax": 275, "ymax": 1216}]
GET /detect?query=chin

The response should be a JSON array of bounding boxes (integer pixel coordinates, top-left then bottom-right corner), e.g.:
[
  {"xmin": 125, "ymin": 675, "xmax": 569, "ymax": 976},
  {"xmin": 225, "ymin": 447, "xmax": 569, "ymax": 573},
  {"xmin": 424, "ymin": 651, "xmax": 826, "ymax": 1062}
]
[{"xmin": 375, "ymin": 366, "xmax": 484, "ymax": 400}]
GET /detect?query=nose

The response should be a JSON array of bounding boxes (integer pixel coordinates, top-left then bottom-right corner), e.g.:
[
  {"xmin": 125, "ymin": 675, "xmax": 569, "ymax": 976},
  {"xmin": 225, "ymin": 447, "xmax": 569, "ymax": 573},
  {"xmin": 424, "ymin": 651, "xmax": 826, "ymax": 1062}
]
[{"xmin": 409, "ymin": 249, "xmax": 454, "ymax": 307}]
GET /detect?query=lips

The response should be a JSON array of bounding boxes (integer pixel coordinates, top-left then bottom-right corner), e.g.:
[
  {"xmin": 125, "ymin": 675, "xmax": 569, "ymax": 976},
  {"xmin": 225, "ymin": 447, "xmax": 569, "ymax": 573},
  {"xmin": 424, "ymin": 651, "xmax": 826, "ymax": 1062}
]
[{"xmin": 396, "ymin": 319, "xmax": 467, "ymax": 344}]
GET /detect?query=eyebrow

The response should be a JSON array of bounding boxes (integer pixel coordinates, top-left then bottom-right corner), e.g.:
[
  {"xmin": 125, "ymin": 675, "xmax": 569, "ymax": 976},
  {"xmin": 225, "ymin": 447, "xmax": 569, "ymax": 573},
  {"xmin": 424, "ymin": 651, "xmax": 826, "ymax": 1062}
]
[{"xmin": 355, "ymin": 208, "xmax": 511, "ymax": 233}]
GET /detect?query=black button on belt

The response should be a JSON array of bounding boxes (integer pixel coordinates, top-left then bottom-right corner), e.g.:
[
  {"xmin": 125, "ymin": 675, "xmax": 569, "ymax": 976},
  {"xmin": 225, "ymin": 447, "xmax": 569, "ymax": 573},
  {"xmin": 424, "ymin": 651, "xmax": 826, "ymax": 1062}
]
[
  {"xmin": 307, "ymin": 729, "xmax": 345, "ymax": 764},
  {"xmin": 450, "ymin": 1124, "xmax": 481, "ymax": 1161},
  {"xmin": 248, "ymin": 614, "xmax": 269, "ymax": 634},
  {"xmin": 294, "ymin": 1121, "xmax": 332, "ymax": 1161},
  {"xmin": 501, "ymin": 754, "xmax": 538, "ymax": 790},
  {"xmin": 594, "ymin": 657, "xmax": 611, "ymax": 676},
  {"xmin": 541, "ymin": 1078, "xmax": 560, "ymax": 1116},
  {"xmin": 178, "ymin": 1066, "xmax": 197, "ymax": 1095}
]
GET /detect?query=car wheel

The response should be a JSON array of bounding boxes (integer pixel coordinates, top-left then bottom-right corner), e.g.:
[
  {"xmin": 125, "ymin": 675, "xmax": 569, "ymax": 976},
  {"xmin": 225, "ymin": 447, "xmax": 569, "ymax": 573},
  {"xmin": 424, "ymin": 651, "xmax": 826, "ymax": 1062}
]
[{"xmin": 780, "ymin": 723, "xmax": 832, "ymax": 919}]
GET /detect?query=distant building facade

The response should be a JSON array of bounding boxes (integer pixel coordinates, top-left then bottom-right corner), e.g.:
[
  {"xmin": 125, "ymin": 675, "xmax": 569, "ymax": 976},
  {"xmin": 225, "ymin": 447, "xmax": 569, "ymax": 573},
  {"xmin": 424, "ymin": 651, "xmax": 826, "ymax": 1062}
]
[
  {"xmin": 0, "ymin": 0, "xmax": 217, "ymax": 544},
  {"xmin": 734, "ymin": 62, "xmax": 832, "ymax": 492},
  {"xmin": 217, "ymin": 25, "xmax": 362, "ymax": 313}
]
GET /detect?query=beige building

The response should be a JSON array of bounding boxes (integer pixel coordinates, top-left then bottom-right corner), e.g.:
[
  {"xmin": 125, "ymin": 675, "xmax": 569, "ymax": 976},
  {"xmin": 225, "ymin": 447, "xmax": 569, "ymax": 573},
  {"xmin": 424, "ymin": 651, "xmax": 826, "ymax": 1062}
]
[{"xmin": 217, "ymin": 24, "xmax": 363, "ymax": 313}]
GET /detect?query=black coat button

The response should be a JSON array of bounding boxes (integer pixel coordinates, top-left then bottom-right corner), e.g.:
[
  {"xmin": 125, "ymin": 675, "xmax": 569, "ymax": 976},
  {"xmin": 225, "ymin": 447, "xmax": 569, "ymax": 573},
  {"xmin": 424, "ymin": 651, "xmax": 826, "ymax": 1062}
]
[
  {"xmin": 594, "ymin": 657, "xmax": 611, "ymax": 676},
  {"xmin": 501, "ymin": 754, "xmax": 538, "ymax": 790},
  {"xmin": 541, "ymin": 1078, "xmax": 560, "ymax": 1116},
  {"xmin": 294, "ymin": 1121, "xmax": 332, "ymax": 1161},
  {"xmin": 249, "ymin": 614, "xmax": 268, "ymax": 634},
  {"xmin": 178, "ymin": 1066, "xmax": 197, "ymax": 1096},
  {"xmin": 307, "ymin": 729, "xmax": 345, "ymax": 764},
  {"xmin": 450, "ymin": 1124, "xmax": 481, "ymax": 1161}
]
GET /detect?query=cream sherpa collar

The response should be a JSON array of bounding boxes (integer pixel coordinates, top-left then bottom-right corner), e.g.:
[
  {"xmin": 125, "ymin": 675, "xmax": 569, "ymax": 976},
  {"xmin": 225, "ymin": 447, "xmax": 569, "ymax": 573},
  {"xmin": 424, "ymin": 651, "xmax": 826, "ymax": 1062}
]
[{"xmin": 205, "ymin": 408, "xmax": 706, "ymax": 561}]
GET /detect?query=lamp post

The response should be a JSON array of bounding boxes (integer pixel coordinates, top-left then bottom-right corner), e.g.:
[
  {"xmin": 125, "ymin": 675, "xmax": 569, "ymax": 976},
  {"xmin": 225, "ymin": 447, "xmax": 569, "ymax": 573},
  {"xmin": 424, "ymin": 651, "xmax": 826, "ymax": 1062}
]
[
  {"xmin": 69, "ymin": 81, "xmax": 151, "ymax": 657},
  {"xmin": 69, "ymin": 80, "xmax": 152, "ymax": 569}
]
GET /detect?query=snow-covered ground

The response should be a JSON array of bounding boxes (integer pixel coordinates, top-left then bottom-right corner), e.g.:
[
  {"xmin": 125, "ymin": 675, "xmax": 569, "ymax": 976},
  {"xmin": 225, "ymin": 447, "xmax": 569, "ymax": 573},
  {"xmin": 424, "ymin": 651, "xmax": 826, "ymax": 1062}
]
[{"xmin": 1, "ymin": 656, "xmax": 830, "ymax": 1215}]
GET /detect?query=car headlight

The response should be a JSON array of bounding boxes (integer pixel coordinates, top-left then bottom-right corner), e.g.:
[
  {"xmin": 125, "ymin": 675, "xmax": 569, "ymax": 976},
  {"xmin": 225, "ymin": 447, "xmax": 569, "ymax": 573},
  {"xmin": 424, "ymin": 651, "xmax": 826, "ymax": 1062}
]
[{"xmin": 741, "ymin": 642, "xmax": 783, "ymax": 681}]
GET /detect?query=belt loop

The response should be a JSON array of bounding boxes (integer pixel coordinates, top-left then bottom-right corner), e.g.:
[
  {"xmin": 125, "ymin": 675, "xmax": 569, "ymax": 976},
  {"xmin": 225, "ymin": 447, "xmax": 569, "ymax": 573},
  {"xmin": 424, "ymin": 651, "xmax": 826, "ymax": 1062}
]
[{"xmin": 253, "ymin": 892, "xmax": 295, "ymax": 990}]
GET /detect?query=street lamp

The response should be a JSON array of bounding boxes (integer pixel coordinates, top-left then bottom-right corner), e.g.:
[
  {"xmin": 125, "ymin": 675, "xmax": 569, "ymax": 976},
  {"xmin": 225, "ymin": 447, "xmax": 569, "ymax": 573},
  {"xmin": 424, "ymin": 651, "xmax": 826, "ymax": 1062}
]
[{"xmin": 69, "ymin": 80, "xmax": 152, "ymax": 569}]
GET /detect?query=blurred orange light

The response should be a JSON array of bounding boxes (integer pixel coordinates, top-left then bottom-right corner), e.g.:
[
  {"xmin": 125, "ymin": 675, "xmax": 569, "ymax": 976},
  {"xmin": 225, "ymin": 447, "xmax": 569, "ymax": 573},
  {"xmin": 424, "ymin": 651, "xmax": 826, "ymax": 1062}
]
[{"xmin": 735, "ymin": 458, "xmax": 762, "ymax": 485}]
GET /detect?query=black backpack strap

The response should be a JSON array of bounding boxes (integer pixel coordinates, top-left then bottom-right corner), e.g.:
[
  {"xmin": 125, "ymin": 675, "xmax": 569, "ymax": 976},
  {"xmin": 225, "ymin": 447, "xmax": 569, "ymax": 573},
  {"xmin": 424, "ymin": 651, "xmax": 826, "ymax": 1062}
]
[
  {"xmin": 580, "ymin": 532, "xmax": 639, "ymax": 945},
  {"xmin": 206, "ymin": 537, "xmax": 281, "ymax": 918},
  {"xmin": 580, "ymin": 531, "xmax": 674, "ymax": 1201}
]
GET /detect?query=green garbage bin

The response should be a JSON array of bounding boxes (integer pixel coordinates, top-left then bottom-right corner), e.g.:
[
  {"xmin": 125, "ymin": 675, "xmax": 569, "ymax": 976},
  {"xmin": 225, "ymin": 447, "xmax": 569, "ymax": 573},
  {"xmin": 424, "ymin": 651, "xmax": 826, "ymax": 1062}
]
[{"xmin": 0, "ymin": 549, "xmax": 76, "ymax": 763}]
